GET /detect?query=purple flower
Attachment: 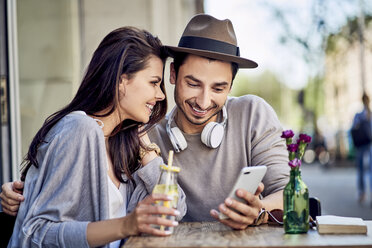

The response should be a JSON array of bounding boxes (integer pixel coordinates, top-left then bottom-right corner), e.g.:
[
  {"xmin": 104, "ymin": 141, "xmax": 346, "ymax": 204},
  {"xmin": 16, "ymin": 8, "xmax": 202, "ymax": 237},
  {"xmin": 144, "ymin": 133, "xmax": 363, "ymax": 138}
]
[
  {"xmin": 297, "ymin": 134, "xmax": 312, "ymax": 144},
  {"xmin": 281, "ymin": 129, "xmax": 311, "ymax": 168},
  {"xmin": 288, "ymin": 158, "xmax": 302, "ymax": 168},
  {"xmin": 281, "ymin": 130, "xmax": 294, "ymax": 139},
  {"xmin": 287, "ymin": 144, "xmax": 298, "ymax": 153}
]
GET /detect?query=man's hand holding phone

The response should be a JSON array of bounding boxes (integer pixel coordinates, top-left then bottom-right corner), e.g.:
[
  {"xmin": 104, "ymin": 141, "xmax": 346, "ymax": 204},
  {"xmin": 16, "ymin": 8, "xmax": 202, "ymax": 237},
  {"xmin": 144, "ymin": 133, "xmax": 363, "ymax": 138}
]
[
  {"xmin": 210, "ymin": 183, "xmax": 265, "ymax": 229},
  {"xmin": 210, "ymin": 166, "xmax": 267, "ymax": 230}
]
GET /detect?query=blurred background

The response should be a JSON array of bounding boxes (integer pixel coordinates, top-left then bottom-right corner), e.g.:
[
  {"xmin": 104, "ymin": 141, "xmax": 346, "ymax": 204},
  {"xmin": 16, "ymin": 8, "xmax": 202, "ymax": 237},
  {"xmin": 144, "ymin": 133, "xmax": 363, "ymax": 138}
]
[{"xmin": 0, "ymin": 0, "xmax": 371, "ymax": 219}]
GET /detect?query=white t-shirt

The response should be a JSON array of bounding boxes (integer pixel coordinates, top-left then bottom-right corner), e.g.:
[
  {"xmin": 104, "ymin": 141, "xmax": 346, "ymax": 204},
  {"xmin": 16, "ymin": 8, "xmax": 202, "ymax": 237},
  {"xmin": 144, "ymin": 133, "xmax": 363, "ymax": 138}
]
[{"xmin": 107, "ymin": 177, "xmax": 127, "ymax": 248}]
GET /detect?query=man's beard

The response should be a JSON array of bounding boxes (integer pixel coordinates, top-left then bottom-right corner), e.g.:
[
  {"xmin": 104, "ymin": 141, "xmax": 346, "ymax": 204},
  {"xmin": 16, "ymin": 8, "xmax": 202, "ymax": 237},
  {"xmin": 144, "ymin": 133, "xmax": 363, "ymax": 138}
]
[{"xmin": 174, "ymin": 88, "xmax": 221, "ymax": 126}]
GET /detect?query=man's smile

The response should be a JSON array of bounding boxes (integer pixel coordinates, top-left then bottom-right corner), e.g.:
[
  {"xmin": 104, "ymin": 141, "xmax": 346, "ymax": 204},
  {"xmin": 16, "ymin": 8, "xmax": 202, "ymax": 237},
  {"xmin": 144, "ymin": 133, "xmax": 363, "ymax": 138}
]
[{"xmin": 186, "ymin": 102, "xmax": 217, "ymax": 119}]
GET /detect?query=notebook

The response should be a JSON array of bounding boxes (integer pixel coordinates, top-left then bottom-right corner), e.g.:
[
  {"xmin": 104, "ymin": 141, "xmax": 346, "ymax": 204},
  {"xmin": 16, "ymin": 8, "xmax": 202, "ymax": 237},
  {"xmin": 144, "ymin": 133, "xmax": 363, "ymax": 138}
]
[{"xmin": 316, "ymin": 215, "xmax": 367, "ymax": 234}]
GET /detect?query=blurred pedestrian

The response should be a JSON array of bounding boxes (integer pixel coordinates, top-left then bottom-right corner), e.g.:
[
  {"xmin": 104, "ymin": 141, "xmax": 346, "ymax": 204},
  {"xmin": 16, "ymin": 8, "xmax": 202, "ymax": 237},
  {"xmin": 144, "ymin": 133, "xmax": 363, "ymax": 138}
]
[
  {"xmin": 351, "ymin": 93, "xmax": 372, "ymax": 205},
  {"xmin": 313, "ymin": 128, "xmax": 329, "ymax": 165}
]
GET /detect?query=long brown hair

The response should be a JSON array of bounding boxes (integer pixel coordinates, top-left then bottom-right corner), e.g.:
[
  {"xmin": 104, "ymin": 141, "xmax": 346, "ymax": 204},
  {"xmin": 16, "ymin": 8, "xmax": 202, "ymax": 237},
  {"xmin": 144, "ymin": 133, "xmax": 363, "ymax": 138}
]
[{"xmin": 21, "ymin": 27, "xmax": 168, "ymax": 182}]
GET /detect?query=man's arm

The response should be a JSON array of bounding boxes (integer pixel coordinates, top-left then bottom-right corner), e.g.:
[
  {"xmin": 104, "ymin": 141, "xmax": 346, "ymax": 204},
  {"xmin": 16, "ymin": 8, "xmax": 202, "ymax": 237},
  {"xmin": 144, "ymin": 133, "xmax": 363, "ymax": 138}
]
[
  {"xmin": 261, "ymin": 190, "xmax": 283, "ymax": 211},
  {"xmin": 210, "ymin": 183, "xmax": 279, "ymax": 229},
  {"xmin": 210, "ymin": 187, "xmax": 284, "ymax": 229},
  {"xmin": 210, "ymin": 96, "xmax": 288, "ymax": 229},
  {"xmin": 0, "ymin": 181, "xmax": 24, "ymax": 216}
]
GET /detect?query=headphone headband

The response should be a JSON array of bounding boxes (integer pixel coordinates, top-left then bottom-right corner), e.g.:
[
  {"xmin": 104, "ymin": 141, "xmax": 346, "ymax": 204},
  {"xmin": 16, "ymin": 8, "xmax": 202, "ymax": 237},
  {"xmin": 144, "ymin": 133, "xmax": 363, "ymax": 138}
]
[
  {"xmin": 220, "ymin": 105, "xmax": 227, "ymax": 127},
  {"xmin": 166, "ymin": 107, "xmax": 182, "ymax": 152},
  {"xmin": 166, "ymin": 106, "xmax": 228, "ymax": 152}
]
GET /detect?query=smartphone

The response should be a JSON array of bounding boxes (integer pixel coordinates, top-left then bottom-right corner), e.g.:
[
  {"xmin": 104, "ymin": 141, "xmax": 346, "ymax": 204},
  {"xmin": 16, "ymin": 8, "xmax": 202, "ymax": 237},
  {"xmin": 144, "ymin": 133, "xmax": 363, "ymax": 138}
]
[{"xmin": 219, "ymin": 165, "xmax": 267, "ymax": 220}]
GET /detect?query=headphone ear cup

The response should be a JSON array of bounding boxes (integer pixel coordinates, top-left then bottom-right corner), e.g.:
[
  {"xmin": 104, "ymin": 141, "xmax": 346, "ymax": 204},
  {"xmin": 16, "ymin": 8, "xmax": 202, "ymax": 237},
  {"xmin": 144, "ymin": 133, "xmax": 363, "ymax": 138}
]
[
  {"xmin": 171, "ymin": 127, "xmax": 188, "ymax": 151},
  {"xmin": 201, "ymin": 122, "xmax": 224, "ymax": 148},
  {"xmin": 201, "ymin": 122, "xmax": 215, "ymax": 146}
]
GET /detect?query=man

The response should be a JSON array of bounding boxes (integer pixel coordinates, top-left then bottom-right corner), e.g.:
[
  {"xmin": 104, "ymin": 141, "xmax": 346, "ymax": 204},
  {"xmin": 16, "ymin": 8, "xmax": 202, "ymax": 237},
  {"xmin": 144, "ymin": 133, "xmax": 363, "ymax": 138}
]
[
  {"xmin": 1, "ymin": 14, "xmax": 289, "ymax": 229},
  {"xmin": 351, "ymin": 93, "xmax": 372, "ymax": 205}
]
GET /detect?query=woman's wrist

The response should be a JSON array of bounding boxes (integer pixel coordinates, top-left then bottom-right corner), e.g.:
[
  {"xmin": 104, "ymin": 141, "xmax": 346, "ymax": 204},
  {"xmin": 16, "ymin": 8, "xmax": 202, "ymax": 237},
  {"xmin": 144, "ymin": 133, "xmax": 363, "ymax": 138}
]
[
  {"xmin": 141, "ymin": 150, "xmax": 159, "ymax": 165},
  {"xmin": 87, "ymin": 217, "xmax": 135, "ymax": 247},
  {"xmin": 120, "ymin": 213, "xmax": 138, "ymax": 237},
  {"xmin": 139, "ymin": 143, "xmax": 161, "ymax": 165}
]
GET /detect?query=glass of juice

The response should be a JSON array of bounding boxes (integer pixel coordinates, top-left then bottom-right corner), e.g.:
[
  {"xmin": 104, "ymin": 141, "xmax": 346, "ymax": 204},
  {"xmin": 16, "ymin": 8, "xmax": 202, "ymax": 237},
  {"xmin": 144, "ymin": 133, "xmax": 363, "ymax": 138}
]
[{"xmin": 152, "ymin": 163, "xmax": 180, "ymax": 233}]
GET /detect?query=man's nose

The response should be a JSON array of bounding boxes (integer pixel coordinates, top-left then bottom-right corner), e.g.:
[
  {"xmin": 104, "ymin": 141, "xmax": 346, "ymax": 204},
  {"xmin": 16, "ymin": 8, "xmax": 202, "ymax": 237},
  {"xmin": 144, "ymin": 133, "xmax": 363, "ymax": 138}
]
[{"xmin": 196, "ymin": 89, "xmax": 211, "ymax": 110}]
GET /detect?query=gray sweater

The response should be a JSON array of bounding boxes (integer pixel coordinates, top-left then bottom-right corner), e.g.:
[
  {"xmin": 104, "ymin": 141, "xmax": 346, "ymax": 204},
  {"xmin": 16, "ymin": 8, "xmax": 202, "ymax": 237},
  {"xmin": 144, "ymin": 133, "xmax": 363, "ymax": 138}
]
[
  {"xmin": 8, "ymin": 112, "xmax": 186, "ymax": 248},
  {"xmin": 148, "ymin": 95, "xmax": 290, "ymax": 222}
]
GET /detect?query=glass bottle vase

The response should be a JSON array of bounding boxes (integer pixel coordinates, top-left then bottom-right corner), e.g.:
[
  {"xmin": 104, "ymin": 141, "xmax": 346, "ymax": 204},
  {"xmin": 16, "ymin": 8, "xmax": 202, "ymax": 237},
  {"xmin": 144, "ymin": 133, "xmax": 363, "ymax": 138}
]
[{"xmin": 283, "ymin": 167, "xmax": 309, "ymax": 234}]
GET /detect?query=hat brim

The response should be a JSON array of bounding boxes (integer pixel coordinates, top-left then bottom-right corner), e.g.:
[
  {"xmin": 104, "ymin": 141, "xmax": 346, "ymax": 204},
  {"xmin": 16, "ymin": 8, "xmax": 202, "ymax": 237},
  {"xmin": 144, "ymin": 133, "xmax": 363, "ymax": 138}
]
[{"xmin": 165, "ymin": 46, "xmax": 258, "ymax": 68}]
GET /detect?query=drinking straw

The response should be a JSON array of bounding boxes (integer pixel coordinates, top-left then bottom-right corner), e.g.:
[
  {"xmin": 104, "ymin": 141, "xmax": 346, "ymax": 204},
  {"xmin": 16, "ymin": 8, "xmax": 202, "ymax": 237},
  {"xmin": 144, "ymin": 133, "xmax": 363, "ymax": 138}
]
[
  {"xmin": 168, "ymin": 150, "xmax": 174, "ymax": 168},
  {"xmin": 164, "ymin": 150, "xmax": 174, "ymax": 194},
  {"xmin": 160, "ymin": 150, "xmax": 174, "ymax": 231}
]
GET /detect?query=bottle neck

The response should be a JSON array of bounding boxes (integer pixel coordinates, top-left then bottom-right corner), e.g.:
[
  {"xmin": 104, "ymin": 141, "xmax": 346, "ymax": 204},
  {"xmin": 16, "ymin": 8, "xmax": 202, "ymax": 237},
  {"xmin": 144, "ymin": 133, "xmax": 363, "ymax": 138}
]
[
  {"xmin": 290, "ymin": 167, "xmax": 301, "ymax": 178},
  {"xmin": 159, "ymin": 169, "xmax": 178, "ymax": 185}
]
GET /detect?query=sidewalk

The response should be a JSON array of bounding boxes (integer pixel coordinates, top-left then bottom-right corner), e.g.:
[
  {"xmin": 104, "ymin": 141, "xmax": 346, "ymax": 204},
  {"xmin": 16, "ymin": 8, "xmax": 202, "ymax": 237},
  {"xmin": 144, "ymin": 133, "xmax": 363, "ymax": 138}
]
[{"xmin": 301, "ymin": 162, "xmax": 372, "ymax": 220}]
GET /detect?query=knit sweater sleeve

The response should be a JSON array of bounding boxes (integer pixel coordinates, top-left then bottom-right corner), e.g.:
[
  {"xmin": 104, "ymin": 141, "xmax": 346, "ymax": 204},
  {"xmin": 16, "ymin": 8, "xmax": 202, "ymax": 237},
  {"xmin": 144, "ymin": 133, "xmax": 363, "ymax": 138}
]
[
  {"xmin": 246, "ymin": 96, "xmax": 290, "ymax": 195},
  {"xmin": 9, "ymin": 116, "xmax": 109, "ymax": 248}
]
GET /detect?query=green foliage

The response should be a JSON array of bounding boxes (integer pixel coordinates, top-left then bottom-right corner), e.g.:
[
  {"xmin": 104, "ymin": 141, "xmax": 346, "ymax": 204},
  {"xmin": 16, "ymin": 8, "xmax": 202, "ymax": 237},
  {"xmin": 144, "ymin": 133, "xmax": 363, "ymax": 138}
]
[
  {"xmin": 325, "ymin": 15, "xmax": 372, "ymax": 54},
  {"xmin": 230, "ymin": 70, "xmax": 303, "ymax": 129},
  {"xmin": 304, "ymin": 76, "xmax": 324, "ymax": 119}
]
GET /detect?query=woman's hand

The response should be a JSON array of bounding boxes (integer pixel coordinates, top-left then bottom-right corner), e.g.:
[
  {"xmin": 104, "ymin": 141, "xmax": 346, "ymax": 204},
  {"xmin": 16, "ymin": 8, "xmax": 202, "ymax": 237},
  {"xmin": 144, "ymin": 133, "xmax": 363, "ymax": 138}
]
[
  {"xmin": 124, "ymin": 193, "xmax": 179, "ymax": 236},
  {"xmin": 0, "ymin": 181, "xmax": 25, "ymax": 216},
  {"xmin": 87, "ymin": 193, "xmax": 180, "ymax": 247},
  {"xmin": 139, "ymin": 133, "xmax": 161, "ymax": 165}
]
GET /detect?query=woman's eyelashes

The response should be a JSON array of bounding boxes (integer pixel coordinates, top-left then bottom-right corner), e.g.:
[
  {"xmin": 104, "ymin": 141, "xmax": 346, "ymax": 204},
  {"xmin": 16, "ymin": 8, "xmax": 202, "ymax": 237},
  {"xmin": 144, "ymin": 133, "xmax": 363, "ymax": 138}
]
[{"xmin": 150, "ymin": 80, "xmax": 161, "ymax": 86}]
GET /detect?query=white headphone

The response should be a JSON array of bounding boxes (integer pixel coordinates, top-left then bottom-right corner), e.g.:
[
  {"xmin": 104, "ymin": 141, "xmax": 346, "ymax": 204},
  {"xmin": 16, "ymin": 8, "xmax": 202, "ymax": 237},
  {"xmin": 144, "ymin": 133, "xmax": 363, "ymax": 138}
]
[{"xmin": 166, "ymin": 106, "xmax": 228, "ymax": 153}]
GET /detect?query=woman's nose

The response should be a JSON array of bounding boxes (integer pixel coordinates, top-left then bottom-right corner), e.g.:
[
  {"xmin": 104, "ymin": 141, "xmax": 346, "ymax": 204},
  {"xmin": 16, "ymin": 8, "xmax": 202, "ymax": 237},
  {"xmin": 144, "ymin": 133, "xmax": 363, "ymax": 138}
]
[{"xmin": 156, "ymin": 86, "xmax": 165, "ymax": 101}]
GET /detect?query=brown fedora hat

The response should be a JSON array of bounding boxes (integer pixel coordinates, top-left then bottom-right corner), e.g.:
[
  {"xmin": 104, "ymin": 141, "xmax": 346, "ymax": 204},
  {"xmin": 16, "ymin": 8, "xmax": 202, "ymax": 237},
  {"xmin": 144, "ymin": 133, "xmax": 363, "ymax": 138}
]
[{"xmin": 166, "ymin": 14, "xmax": 258, "ymax": 68}]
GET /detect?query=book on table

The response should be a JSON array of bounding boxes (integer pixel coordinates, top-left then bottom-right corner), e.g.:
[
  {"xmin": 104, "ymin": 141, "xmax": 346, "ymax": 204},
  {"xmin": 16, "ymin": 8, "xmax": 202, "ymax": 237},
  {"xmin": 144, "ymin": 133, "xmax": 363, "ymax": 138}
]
[{"xmin": 316, "ymin": 215, "xmax": 367, "ymax": 234}]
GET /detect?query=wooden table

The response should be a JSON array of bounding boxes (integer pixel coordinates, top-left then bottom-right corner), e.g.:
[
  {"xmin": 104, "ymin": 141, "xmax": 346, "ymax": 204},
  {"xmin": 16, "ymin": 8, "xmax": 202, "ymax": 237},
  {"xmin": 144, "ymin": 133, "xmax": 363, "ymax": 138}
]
[{"xmin": 123, "ymin": 221, "xmax": 372, "ymax": 248}]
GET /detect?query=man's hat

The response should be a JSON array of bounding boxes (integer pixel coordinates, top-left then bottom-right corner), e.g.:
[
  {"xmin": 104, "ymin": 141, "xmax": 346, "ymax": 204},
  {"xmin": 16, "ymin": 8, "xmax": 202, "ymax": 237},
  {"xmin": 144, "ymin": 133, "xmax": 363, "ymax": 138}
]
[{"xmin": 166, "ymin": 14, "xmax": 258, "ymax": 68}]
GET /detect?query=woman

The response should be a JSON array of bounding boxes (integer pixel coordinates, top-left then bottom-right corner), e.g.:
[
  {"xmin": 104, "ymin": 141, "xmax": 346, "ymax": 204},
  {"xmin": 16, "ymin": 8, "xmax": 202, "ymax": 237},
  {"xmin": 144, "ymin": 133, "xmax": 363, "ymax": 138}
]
[{"xmin": 7, "ymin": 27, "xmax": 186, "ymax": 248}]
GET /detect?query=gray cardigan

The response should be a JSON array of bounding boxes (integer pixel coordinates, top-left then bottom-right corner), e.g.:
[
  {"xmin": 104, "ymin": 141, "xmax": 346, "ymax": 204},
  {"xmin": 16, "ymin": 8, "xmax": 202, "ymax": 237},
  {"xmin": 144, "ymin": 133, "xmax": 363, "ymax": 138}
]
[{"xmin": 8, "ymin": 112, "xmax": 186, "ymax": 248}]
